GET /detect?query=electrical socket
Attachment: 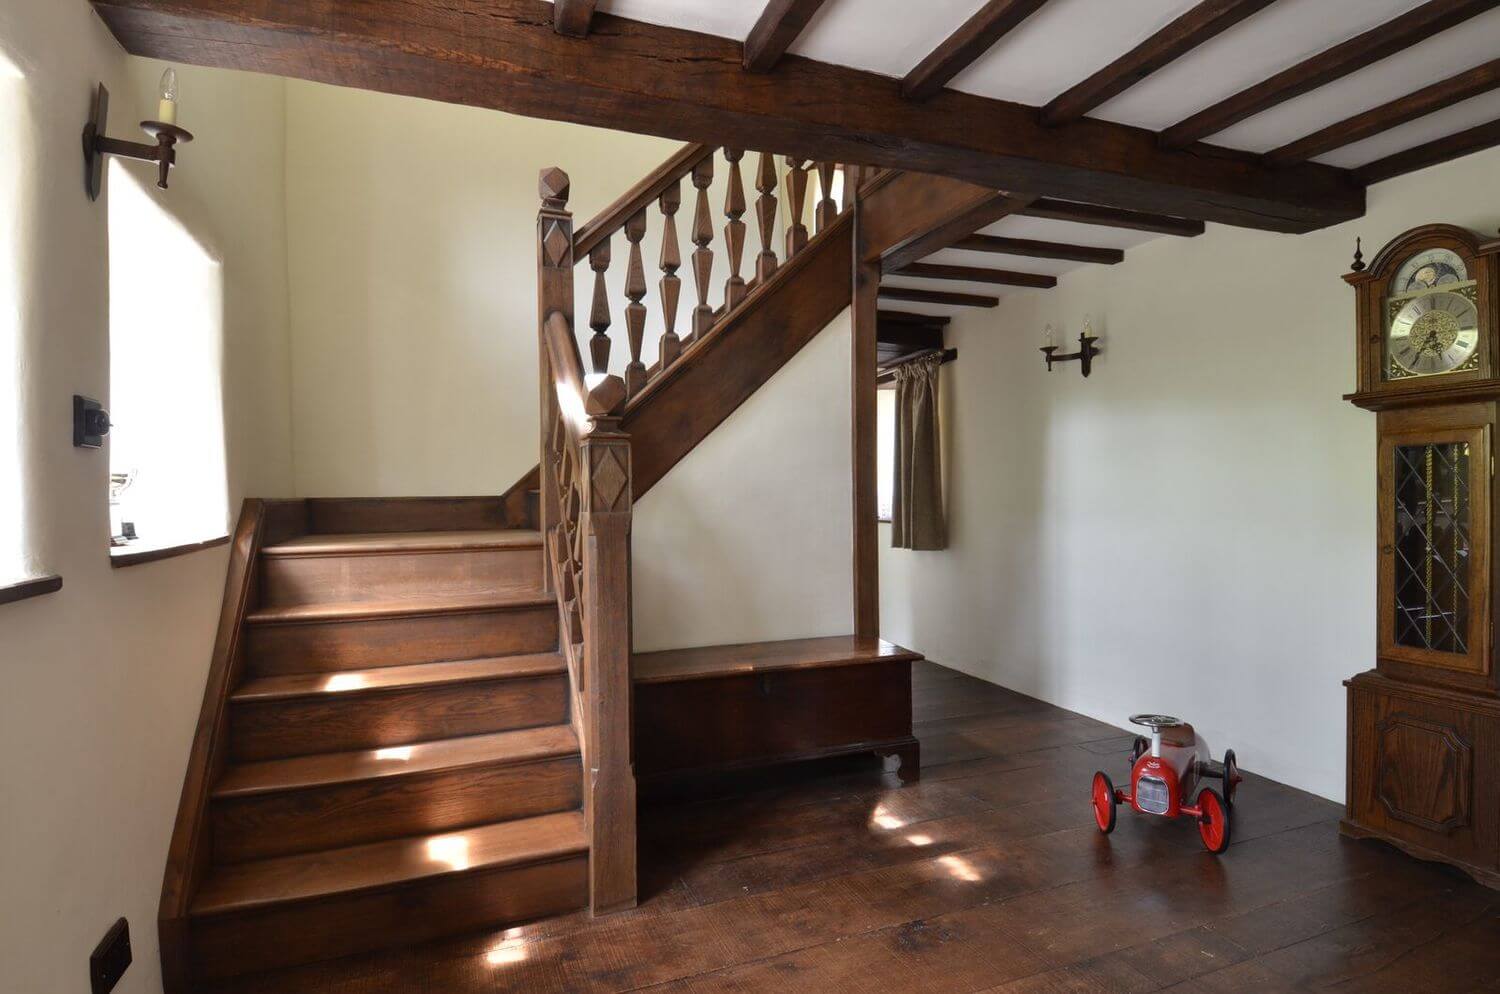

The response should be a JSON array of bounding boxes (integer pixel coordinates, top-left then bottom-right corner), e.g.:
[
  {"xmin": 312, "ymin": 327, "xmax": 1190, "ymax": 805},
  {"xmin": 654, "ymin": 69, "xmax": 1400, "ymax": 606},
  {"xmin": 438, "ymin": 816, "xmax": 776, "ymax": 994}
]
[{"xmin": 90, "ymin": 918, "xmax": 131, "ymax": 994}]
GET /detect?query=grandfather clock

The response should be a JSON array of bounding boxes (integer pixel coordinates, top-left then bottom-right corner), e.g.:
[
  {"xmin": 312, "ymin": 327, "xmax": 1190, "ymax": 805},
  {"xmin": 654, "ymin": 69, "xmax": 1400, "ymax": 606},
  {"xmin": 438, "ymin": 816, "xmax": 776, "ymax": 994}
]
[{"xmin": 1343, "ymin": 223, "xmax": 1500, "ymax": 888}]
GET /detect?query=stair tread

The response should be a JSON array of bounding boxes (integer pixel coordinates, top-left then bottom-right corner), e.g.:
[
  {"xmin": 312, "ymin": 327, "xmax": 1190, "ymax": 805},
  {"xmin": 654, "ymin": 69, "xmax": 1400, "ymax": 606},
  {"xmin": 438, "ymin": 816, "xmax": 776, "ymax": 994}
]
[
  {"xmin": 191, "ymin": 811, "xmax": 587, "ymax": 916},
  {"xmin": 246, "ymin": 589, "xmax": 552, "ymax": 625},
  {"xmin": 233, "ymin": 653, "xmax": 567, "ymax": 703},
  {"xmin": 262, "ymin": 529, "xmax": 542, "ymax": 557},
  {"xmin": 214, "ymin": 724, "xmax": 580, "ymax": 798},
  {"xmin": 633, "ymin": 634, "xmax": 922, "ymax": 685}
]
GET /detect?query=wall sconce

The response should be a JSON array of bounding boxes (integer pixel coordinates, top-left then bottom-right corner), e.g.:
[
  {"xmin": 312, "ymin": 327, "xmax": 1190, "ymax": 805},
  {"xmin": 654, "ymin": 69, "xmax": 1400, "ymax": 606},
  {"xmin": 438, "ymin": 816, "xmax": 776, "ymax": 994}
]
[
  {"xmin": 82, "ymin": 69, "xmax": 193, "ymax": 201},
  {"xmin": 1040, "ymin": 317, "xmax": 1102, "ymax": 377}
]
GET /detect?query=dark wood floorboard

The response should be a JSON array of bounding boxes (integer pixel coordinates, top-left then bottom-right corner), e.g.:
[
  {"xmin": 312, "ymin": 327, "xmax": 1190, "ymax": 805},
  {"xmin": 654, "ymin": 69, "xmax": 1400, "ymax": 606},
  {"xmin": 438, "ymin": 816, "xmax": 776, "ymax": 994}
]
[{"xmin": 208, "ymin": 659, "xmax": 1496, "ymax": 994}]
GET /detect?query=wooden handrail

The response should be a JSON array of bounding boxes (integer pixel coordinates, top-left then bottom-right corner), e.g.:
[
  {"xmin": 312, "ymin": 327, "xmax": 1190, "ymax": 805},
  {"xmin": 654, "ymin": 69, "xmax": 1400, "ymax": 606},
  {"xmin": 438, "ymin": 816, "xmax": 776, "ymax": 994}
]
[{"xmin": 575, "ymin": 143, "xmax": 717, "ymax": 260}]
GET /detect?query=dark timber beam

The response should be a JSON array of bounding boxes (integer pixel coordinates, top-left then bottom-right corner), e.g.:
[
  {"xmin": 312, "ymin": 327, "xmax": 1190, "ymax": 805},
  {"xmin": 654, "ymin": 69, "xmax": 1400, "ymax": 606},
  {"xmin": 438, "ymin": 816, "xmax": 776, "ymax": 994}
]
[
  {"xmin": 1356, "ymin": 116, "xmax": 1500, "ymax": 185},
  {"xmin": 893, "ymin": 262, "xmax": 1056, "ymax": 289},
  {"xmin": 1161, "ymin": 0, "xmax": 1500, "ymax": 148},
  {"xmin": 902, "ymin": 0, "xmax": 1052, "ymax": 101},
  {"xmin": 876, "ymin": 323, "xmax": 945, "ymax": 355},
  {"xmin": 743, "ymin": 0, "xmax": 830, "ymax": 72},
  {"xmin": 880, "ymin": 190, "xmax": 1035, "ymax": 271},
  {"xmin": 1019, "ymin": 199, "xmax": 1206, "ymax": 236},
  {"xmin": 1042, "ymin": 0, "xmax": 1280, "ymax": 126},
  {"xmin": 879, "ymin": 310, "xmax": 952, "ymax": 327},
  {"xmin": 552, "ymin": 0, "xmax": 597, "ymax": 37},
  {"xmin": 879, "ymin": 287, "xmax": 999, "ymax": 308},
  {"xmin": 1267, "ymin": 58, "xmax": 1500, "ymax": 166},
  {"xmin": 90, "ymin": 0, "xmax": 1364, "ymax": 232},
  {"xmin": 952, "ymin": 233, "xmax": 1124, "ymax": 264}
]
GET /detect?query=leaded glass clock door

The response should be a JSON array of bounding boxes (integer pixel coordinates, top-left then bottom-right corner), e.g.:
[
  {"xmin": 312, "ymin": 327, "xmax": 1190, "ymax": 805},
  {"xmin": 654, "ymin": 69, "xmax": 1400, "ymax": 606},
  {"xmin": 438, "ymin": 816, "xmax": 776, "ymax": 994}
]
[{"xmin": 1378, "ymin": 414, "xmax": 1491, "ymax": 678}]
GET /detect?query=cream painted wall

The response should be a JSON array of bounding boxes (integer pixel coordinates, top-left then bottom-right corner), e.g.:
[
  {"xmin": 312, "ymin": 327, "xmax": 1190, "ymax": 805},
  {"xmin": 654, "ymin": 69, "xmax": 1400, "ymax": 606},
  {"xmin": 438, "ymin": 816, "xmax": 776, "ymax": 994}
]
[
  {"xmin": 880, "ymin": 146, "xmax": 1500, "ymax": 804},
  {"xmin": 0, "ymin": 5, "xmax": 293, "ymax": 993},
  {"xmin": 282, "ymin": 83, "xmax": 681, "ymax": 498},
  {"xmin": 634, "ymin": 310, "xmax": 854, "ymax": 652}
]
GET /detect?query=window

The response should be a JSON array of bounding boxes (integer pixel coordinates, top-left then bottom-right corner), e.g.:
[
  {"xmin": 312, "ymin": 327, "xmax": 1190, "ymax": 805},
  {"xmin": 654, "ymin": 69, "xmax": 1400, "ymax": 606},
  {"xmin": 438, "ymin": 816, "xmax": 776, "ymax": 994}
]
[
  {"xmin": 107, "ymin": 161, "xmax": 229, "ymax": 557},
  {"xmin": 876, "ymin": 385, "xmax": 895, "ymax": 522},
  {"xmin": 1, "ymin": 51, "xmax": 29, "ymax": 585}
]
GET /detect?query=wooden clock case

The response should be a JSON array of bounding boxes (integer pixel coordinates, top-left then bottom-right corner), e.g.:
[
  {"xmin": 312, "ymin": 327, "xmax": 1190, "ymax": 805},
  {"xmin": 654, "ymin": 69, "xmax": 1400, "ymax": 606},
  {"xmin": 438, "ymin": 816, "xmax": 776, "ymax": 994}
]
[{"xmin": 1342, "ymin": 223, "xmax": 1500, "ymax": 888}]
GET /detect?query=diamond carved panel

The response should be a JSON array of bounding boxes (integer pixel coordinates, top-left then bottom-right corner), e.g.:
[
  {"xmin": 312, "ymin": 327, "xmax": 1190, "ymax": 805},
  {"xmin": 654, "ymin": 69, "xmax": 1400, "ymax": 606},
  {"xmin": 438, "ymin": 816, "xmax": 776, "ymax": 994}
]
[
  {"xmin": 1376, "ymin": 712, "xmax": 1472, "ymax": 834},
  {"xmin": 589, "ymin": 446, "xmax": 629, "ymax": 512},
  {"xmin": 542, "ymin": 220, "xmax": 573, "ymax": 269}
]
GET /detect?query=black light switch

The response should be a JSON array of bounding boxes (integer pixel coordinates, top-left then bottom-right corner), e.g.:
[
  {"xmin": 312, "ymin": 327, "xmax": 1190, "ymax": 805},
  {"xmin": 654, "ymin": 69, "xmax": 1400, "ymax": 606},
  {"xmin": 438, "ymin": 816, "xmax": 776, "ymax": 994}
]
[
  {"xmin": 90, "ymin": 917, "xmax": 131, "ymax": 994},
  {"xmin": 73, "ymin": 395, "xmax": 110, "ymax": 449}
]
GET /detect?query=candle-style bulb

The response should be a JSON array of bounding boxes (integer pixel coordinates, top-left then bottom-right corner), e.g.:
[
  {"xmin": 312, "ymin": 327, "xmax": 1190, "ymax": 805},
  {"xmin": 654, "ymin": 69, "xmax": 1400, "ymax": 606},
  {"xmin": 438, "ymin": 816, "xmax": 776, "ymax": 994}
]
[
  {"xmin": 157, "ymin": 67, "xmax": 179, "ymax": 125},
  {"xmin": 1082, "ymin": 314, "xmax": 1094, "ymax": 340},
  {"xmin": 1044, "ymin": 323, "xmax": 1055, "ymax": 349}
]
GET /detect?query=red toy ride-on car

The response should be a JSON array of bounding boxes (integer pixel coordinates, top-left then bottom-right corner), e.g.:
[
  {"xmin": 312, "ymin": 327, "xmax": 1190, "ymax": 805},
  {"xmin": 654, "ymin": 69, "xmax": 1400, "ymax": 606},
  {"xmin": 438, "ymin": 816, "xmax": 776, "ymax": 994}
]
[{"xmin": 1091, "ymin": 714, "xmax": 1241, "ymax": 854}]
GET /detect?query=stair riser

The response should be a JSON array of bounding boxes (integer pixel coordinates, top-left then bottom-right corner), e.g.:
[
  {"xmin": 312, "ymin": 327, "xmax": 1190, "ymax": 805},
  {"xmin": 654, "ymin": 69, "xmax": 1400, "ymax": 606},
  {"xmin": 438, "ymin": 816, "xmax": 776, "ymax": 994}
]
[
  {"xmin": 230, "ymin": 676, "xmax": 569, "ymax": 762},
  {"xmin": 212, "ymin": 757, "xmax": 583, "ymax": 863},
  {"xmin": 189, "ymin": 854, "xmax": 588, "ymax": 981},
  {"xmin": 245, "ymin": 606, "xmax": 558, "ymax": 676},
  {"xmin": 260, "ymin": 546, "xmax": 544, "ymax": 607}
]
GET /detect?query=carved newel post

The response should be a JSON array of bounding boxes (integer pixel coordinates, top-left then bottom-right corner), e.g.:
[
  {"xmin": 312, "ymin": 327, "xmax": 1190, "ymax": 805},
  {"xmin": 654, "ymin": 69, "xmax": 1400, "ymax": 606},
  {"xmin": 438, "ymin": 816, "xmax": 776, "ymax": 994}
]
[
  {"xmin": 578, "ymin": 375, "xmax": 638, "ymax": 914},
  {"xmin": 537, "ymin": 167, "xmax": 576, "ymax": 589}
]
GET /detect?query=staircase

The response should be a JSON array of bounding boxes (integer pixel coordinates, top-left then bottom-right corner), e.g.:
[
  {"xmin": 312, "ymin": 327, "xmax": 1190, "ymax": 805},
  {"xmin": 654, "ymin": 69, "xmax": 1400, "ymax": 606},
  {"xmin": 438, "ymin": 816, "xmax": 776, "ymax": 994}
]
[
  {"xmin": 159, "ymin": 504, "xmax": 592, "ymax": 988},
  {"xmin": 160, "ymin": 147, "xmax": 968, "ymax": 992}
]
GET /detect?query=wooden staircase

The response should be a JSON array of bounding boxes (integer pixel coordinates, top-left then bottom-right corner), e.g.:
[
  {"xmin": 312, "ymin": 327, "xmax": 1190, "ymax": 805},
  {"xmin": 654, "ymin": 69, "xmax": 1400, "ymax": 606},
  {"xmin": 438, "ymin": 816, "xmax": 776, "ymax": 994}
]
[{"xmin": 159, "ymin": 502, "xmax": 590, "ymax": 989}]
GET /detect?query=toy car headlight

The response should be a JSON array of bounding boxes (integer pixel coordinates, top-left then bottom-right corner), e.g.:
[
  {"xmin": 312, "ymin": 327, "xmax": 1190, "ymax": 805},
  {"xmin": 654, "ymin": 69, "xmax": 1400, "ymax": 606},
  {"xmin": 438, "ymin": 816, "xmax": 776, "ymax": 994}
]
[{"xmin": 1136, "ymin": 775, "xmax": 1171, "ymax": 815}]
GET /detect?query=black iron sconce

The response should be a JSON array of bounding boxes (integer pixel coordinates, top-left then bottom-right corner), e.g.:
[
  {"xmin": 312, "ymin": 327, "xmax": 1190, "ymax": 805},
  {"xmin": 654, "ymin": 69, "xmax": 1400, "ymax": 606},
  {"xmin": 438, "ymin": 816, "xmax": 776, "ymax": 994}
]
[
  {"xmin": 1040, "ymin": 319, "xmax": 1102, "ymax": 378},
  {"xmin": 82, "ymin": 70, "xmax": 193, "ymax": 201}
]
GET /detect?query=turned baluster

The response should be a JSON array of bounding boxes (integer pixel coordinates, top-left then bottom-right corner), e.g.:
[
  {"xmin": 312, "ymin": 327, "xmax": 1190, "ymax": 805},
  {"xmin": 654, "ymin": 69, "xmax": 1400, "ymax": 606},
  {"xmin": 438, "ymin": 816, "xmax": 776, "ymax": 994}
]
[
  {"xmin": 722, "ymin": 148, "xmax": 748, "ymax": 309},
  {"xmin": 784, "ymin": 157, "xmax": 809, "ymax": 258},
  {"xmin": 588, "ymin": 237, "xmax": 612, "ymax": 375},
  {"xmin": 622, "ymin": 207, "xmax": 648, "ymax": 398},
  {"xmin": 754, "ymin": 151, "xmax": 779, "ymax": 283},
  {"xmin": 690, "ymin": 155, "xmax": 715, "ymax": 340},
  {"xmin": 658, "ymin": 180, "xmax": 683, "ymax": 370},
  {"xmin": 815, "ymin": 162, "xmax": 839, "ymax": 232}
]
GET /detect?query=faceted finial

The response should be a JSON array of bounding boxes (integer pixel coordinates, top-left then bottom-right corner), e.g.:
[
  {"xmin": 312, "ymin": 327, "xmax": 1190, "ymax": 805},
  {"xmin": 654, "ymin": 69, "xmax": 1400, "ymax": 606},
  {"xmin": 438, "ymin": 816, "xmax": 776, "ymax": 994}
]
[
  {"xmin": 539, "ymin": 168, "xmax": 570, "ymax": 209},
  {"xmin": 1350, "ymin": 236, "xmax": 1365, "ymax": 272}
]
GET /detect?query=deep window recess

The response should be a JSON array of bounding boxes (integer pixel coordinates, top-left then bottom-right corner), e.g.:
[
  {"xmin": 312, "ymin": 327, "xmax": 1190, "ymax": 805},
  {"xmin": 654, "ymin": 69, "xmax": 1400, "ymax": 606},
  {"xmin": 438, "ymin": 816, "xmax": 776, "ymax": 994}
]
[{"xmin": 107, "ymin": 161, "xmax": 229, "ymax": 560}]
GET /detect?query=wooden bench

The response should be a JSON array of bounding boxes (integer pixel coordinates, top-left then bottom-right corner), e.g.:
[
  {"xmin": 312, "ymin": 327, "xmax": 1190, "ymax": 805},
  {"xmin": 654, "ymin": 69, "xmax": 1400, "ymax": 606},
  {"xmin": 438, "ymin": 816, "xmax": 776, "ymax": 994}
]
[{"xmin": 632, "ymin": 635, "xmax": 922, "ymax": 785}]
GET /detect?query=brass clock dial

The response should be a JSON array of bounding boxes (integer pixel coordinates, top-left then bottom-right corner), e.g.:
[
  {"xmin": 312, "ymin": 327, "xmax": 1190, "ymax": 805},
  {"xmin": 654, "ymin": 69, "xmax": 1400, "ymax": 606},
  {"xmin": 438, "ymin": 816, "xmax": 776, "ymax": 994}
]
[{"xmin": 1388, "ymin": 291, "xmax": 1480, "ymax": 376}]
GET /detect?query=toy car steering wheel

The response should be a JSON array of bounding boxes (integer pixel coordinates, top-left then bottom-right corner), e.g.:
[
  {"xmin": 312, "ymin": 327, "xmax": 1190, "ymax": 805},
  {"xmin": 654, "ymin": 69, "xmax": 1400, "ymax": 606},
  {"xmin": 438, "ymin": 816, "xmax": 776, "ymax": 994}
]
[{"xmin": 1129, "ymin": 714, "xmax": 1184, "ymax": 730}]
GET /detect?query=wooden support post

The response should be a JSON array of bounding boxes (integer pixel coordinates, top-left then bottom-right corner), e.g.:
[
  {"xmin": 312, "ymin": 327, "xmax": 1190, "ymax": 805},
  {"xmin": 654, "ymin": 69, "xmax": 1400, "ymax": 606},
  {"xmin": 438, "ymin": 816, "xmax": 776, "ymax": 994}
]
[
  {"xmin": 852, "ymin": 201, "xmax": 880, "ymax": 638},
  {"xmin": 578, "ymin": 381, "xmax": 637, "ymax": 915},
  {"xmin": 537, "ymin": 168, "xmax": 575, "ymax": 588}
]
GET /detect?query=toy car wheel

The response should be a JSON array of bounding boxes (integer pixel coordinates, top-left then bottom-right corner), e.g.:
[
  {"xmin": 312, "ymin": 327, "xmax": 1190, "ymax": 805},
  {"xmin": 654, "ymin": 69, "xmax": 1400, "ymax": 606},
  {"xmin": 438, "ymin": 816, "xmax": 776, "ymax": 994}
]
[
  {"xmin": 1222, "ymin": 749, "xmax": 1240, "ymax": 807},
  {"xmin": 1131, "ymin": 735, "xmax": 1149, "ymax": 764},
  {"xmin": 1197, "ymin": 788, "xmax": 1231, "ymax": 854},
  {"xmin": 1091, "ymin": 771, "xmax": 1117, "ymax": 835}
]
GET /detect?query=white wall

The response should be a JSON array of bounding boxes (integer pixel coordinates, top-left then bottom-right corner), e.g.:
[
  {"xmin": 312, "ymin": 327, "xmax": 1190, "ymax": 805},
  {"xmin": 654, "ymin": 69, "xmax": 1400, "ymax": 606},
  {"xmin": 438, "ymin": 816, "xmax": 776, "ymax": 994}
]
[
  {"xmin": 634, "ymin": 310, "xmax": 854, "ymax": 652},
  {"xmin": 0, "ymin": 4, "xmax": 293, "ymax": 992},
  {"xmin": 282, "ymin": 83, "xmax": 679, "ymax": 497},
  {"xmin": 881, "ymin": 146, "xmax": 1500, "ymax": 803}
]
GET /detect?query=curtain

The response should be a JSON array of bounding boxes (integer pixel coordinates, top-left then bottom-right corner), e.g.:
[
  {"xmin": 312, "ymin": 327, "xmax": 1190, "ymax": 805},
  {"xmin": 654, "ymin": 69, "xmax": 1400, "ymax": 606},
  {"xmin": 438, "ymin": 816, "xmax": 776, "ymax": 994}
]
[{"xmin": 891, "ymin": 354, "xmax": 946, "ymax": 551}]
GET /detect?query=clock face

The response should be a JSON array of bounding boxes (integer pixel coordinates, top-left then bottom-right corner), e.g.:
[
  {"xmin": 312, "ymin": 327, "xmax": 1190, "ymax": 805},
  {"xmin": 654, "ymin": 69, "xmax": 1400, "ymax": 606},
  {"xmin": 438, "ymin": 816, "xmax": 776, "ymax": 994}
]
[
  {"xmin": 1391, "ymin": 248, "xmax": 1468, "ymax": 297},
  {"xmin": 1388, "ymin": 291, "xmax": 1480, "ymax": 376}
]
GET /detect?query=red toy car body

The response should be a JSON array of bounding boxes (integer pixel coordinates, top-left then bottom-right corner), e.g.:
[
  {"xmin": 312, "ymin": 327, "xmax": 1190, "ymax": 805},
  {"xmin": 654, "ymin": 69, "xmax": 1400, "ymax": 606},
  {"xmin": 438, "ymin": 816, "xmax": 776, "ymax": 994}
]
[{"xmin": 1091, "ymin": 714, "xmax": 1241, "ymax": 853}]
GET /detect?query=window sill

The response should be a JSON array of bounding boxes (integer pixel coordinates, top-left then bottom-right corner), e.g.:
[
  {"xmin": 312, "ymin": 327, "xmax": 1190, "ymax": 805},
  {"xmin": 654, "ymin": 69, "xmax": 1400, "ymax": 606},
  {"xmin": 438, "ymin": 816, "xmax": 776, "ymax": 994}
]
[
  {"xmin": 110, "ymin": 534, "xmax": 230, "ymax": 569},
  {"xmin": 0, "ymin": 574, "xmax": 64, "ymax": 606}
]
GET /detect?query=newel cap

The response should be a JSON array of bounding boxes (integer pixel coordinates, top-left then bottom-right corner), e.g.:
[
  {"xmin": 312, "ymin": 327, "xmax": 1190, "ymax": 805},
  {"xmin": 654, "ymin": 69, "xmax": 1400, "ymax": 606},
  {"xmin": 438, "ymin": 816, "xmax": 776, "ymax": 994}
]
[{"xmin": 539, "ymin": 168, "xmax": 570, "ymax": 208}]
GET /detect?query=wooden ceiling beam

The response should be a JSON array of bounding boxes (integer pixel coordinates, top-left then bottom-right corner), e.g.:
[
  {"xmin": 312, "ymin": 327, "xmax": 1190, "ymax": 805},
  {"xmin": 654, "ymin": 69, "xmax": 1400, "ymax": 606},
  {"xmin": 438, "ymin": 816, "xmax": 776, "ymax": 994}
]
[
  {"xmin": 743, "ymin": 0, "xmax": 831, "ymax": 72},
  {"xmin": 880, "ymin": 192, "xmax": 1035, "ymax": 271},
  {"xmin": 91, "ymin": 0, "xmax": 1364, "ymax": 232},
  {"xmin": 951, "ymin": 233, "xmax": 1125, "ymax": 264},
  {"xmin": 1042, "ymin": 0, "xmax": 1280, "ymax": 127},
  {"xmin": 879, "ymin": 287, "xmax": 1000, "ymax": 308},
  {"xmin": 876, "ymin": 323, "xmax": 945, "ymax": 354},
  {"xmin": 902, "ymin": 0, "xmax": 1053, "ymax": 101},
  {"xmin": 1267, "ymin": 57, "xmax": 1500, "ymax": 166},
  {"xmin": 893, "ymin": 262, "xmax": 1056, "ymax": 289},
  {"xmin": 1161, "ymin": 0, "xmax": 1499, "ymax": 148},
  {"xmin": 878, "ymin": 310, "xmax": 952, "ymax": 327},
  {"xmin": 1018, "ymin": 199, "xmax": 1206, "ymax": 236},
  {"xmin": 1355, "ymin": 116, "xmax": 1500, "ymax": 185},
  {"xmin": 552, "ymin": 0, "xmax": 597, "ymax": 37}
]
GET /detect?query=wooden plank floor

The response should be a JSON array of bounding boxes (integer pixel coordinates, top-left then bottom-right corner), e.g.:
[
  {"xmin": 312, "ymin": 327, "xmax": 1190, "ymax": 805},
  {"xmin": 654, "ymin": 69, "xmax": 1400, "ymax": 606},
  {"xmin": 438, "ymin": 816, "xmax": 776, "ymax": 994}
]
[{"xmin": 209, "ymin": 660, "xmax": 1500, "ymax": 993}]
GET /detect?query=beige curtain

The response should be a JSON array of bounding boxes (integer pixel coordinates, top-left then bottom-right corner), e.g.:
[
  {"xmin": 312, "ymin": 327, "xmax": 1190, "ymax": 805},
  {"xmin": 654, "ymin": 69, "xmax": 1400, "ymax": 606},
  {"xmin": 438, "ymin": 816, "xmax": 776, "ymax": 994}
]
[{"xmin": 891, "ymin": 354, "xmax": 946, "ymax": 551}]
